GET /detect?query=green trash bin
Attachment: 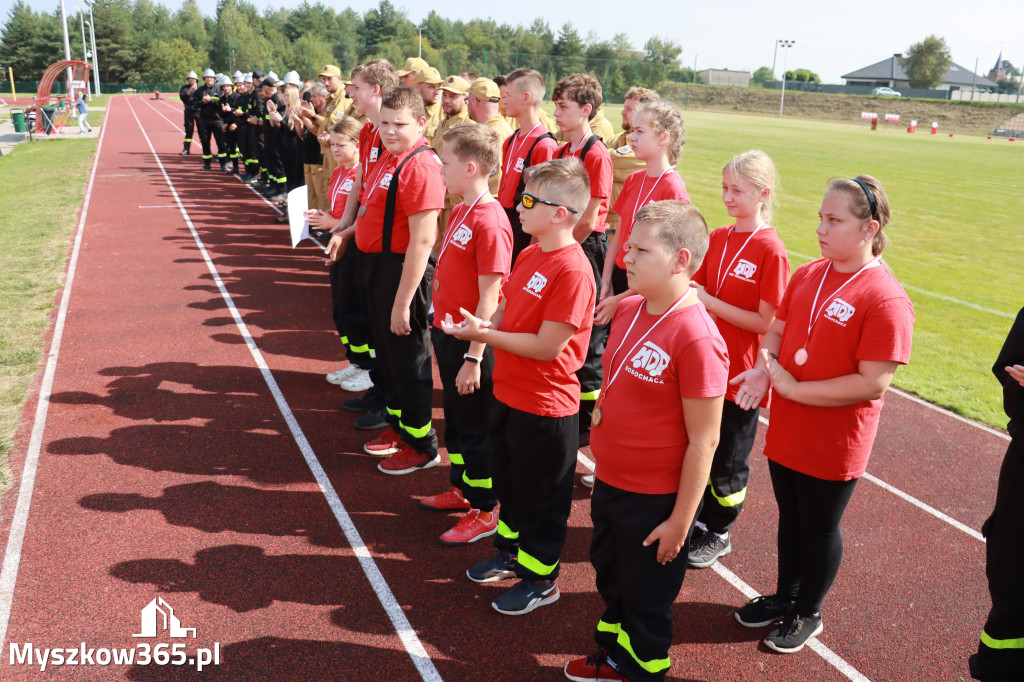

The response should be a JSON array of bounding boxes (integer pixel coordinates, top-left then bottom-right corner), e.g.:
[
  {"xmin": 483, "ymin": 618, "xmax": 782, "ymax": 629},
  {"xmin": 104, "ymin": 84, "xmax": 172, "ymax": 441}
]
[{"xmin": 11, "ymin": 108, "xmax": 26, "ymax": 133}]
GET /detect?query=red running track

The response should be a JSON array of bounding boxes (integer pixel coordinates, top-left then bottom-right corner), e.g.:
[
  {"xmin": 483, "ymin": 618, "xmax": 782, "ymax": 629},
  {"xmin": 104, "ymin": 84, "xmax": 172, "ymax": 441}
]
[{"xmin": 0, "ymin": 94, "xmax": 1007, "ymax": 680}]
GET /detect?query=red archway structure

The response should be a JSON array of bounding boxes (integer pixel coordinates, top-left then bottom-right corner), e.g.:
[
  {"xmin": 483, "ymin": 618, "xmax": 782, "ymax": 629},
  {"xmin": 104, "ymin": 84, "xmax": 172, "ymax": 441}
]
[{"xmin": 33, "ymin": 60, "xmax": 92, "ymax": 134}]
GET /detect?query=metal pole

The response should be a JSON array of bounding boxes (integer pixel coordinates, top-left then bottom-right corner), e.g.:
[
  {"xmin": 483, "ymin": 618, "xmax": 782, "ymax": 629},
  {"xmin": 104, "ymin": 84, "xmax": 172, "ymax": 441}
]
[
  {"xmin": 971, "ymin": 57, "xmax": 978, "ymax": 101},
  {"xmin": 59, "ymin": 0, "xmax": 74, "ymax": 96},
  {"xmin": 418, "ymin": 27, "xmax": 423, "ymax": 59},
  {"xmin": 778, "ymin": 40, "xmax": 794, "ymax": 117},
  {"xmin": 79, "ymin": 11, "xmax": 90, "ymax": 100},
  {"xmin": 771, "ymin": 40, "xmax": 779, "ymax": 81},
  {"xmin": 86, "ymin": 0, "xmax": 100, "ymax": 95},
  {"xmin": 1017, "ymin": 56, "xmax": 1023, "ymax": 104}
]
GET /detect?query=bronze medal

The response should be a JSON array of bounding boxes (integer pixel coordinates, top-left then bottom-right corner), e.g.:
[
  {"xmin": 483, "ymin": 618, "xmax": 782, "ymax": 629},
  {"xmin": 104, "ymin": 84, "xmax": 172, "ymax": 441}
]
[
  {"xmin": 433, "ymin": 277, "xmax": 440, "ymax": 292},
  {"xmin": 591, "ymin": 402, "xmax": 603, "ymax": 427}
]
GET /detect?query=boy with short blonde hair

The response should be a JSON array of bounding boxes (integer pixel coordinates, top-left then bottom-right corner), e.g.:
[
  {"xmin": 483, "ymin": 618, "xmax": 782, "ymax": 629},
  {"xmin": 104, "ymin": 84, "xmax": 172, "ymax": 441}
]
[
  {"xmin": 443, "ymin": 158, "xmax": 595, "ymax": 616},
  {"xmin": 565, "ymin": 200, "xmax": 727, "ymax": 682},
  {"xmin": 421, "ymin": 124, "xmax": 513, "ymax": 546}
]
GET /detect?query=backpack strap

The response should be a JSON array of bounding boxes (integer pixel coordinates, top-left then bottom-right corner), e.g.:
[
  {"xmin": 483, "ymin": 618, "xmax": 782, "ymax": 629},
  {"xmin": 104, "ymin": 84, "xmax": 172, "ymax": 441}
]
[
  {"xmin": 513, "ymin": 131, "xmax": 556, "ymax": 206},
  {"xmin": 382, "ymin": 145, "xmax": 437, "ymax": 254},
  {"xmin": 557, "ymin": 133, "xmax": 601, "ymax": 162}
]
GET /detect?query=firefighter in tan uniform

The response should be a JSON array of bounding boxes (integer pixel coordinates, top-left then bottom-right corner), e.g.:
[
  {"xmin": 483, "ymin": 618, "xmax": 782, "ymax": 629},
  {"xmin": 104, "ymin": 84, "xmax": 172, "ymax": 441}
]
[
  {"xmin": 342, "ymin": 79, "xmax": 364, "ymax": 122},
  {"xmin": 314, "ymin": 65, "xmax": 351, "ymax": 195},
  {"xmin": 606, "ymin": 87, "xmax": 660, "ymax": 234},
  {"xmin": 398, "ymin": 57, "xmax": 429, "ymax": 88},
  {"xmin": 467, "ymin": 78, "xmax": 512, "ymax": 198},
  {"xmin": 431, "ymin": 75, "xmax": 471, "ymax": 251},
  {"xmin": 415, "ymin": 67, "xmax": 445, "ymax": 140}
]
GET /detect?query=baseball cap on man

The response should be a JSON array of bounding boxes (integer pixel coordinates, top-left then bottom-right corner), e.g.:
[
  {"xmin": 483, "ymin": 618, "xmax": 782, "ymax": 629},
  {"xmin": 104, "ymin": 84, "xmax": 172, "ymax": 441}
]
[
  {"xmin": 469, "ymin": 78, "xmax": 501, "ymax": 102},
  {"xmin": 398, "ymin": 57, "xmax": 429, "ymax": 77},
  {"xmin": 414, "ymin": 67, "xmax": 443, "ymax": 85},
  {"xmin": 318, "ymin": 65, "xmax": 342, "ymax": 79},
  {"xmin": 440, "ymin": 75, "xmax": 470, "ymax": 95}
]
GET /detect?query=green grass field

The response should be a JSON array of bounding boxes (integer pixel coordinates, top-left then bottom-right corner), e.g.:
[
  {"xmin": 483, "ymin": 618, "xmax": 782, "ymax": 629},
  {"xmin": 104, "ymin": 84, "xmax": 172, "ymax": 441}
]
[{"xmin": 671, "ymin": 109, "xmax": 1023, "ymax": 427}]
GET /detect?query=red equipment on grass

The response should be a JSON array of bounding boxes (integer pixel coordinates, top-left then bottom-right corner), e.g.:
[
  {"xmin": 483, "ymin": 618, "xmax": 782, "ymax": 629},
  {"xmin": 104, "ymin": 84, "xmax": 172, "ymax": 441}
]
[{"xmin": 33, "ymin": 60, "xmax": 93, "ymax": 135}]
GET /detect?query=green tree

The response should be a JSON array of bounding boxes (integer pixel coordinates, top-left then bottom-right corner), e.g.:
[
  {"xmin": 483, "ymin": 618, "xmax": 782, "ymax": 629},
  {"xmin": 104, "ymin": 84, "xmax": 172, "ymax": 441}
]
[
  {"xmin": 172, "ymin": 0, "xmax": 210, "ymax": 58},
  {"xmin": 0, "ymin": 2, "xmax": 61, "ymax": 79},
  {"xmin": 144, "ymin": 37, "xmax": 203, "ymax": 83},
  {"xmin": 358, "ymin": 0, "xmax": 413, "ymax": 53},
  {"xmin": 552, "ymin": 22, "xmax": 584, "ymax": 57},
  {"xmin": 787, "ymin": 68, "xmax": 819, "ymax": 83},
  {"xmin": 900, "ymin": 35, "xmax": 951, "ymax": 88},
  {"xmin": 643, "ymin": 36, "xmax": 681, "ymax": 67},
  {"xmin": 751, "ymin": 66, "xmax": 773, "ymax": 85}
]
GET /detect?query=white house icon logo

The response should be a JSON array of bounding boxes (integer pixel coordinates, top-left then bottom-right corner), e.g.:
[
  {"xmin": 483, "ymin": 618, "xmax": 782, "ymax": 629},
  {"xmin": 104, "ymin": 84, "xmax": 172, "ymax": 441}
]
[{"xmin": 133, "ymin": 597, "xmax": 196, "ymax": 639}]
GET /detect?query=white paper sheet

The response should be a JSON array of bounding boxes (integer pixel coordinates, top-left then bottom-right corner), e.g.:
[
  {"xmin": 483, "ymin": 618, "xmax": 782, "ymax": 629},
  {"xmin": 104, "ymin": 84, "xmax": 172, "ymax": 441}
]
[{"xmin": 288, "ymin": 186, "xmax": 310, "ymax": 247}]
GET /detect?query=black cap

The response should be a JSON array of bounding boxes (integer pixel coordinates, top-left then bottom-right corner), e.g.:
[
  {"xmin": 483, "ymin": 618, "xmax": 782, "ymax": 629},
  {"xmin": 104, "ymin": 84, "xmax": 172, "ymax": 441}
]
[
  {"xmin": 252, "ymin": 69, "xmax": 264, "ymax": 80},
  {"xmin": 261, "ymin": 77, "xmax": 276, "ymax": 88}
]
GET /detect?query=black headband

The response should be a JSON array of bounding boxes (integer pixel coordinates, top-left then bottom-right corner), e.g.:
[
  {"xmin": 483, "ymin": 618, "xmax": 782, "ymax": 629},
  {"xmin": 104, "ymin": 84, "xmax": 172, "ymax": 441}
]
[{"xmin": 850, "ymin": 177, "xmax": 877, "ymax": 219}]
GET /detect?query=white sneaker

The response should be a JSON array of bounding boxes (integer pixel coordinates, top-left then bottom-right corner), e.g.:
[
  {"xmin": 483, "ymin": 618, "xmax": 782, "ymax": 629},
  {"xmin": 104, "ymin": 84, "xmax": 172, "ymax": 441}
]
[
  {"xmin": 326, "ymin": 365, "xmax": 359, "ymax": 385},
  {"xmin": 339, "ymin": 368, "xmax": 373, "ymax": 392}
]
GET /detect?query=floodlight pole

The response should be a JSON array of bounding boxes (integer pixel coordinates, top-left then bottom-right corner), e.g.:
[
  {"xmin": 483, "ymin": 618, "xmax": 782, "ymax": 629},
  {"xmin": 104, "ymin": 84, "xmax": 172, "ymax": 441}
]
[
  {"xmin": 85, "ymin": 0, "xmax": 100, "ymax": 95},
  {"xmin": 778, "ymin": 40, "xmax": 795, "ymax": 117},
  {"xmin": 59, "ymin": 0, "xmax": 74, "ymax": 96},
  {"xmin": 79, "ymin": 10, "xmax": 90, "ymax": 100},
  {"xmin": 417, "ymin": 27, "xmax": 424, "ymax": 58}
]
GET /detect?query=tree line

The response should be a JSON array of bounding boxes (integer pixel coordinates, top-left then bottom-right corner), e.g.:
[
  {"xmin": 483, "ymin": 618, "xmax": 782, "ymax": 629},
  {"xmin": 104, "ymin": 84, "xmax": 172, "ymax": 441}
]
[{"xmin": 0, "ymin": 0, "xmax": 700, "ymax": 92}]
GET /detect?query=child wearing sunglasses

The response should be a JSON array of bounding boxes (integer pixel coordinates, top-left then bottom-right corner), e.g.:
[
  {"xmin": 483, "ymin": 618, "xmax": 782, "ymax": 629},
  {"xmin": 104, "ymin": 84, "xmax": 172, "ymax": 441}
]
[{"xmin": 442, "ymin": 158, "xmax": 595, "ymax": 616}]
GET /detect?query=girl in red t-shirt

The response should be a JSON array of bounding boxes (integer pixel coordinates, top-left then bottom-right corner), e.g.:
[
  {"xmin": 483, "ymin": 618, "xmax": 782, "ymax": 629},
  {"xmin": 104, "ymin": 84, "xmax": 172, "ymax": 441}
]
[
  {"xmin": 731, "ymin": 175, "xmax": 914, "ymax": 654},
  {"xmin": 687, "ymin": 150, "xmax": 789, "ymax": 570}
]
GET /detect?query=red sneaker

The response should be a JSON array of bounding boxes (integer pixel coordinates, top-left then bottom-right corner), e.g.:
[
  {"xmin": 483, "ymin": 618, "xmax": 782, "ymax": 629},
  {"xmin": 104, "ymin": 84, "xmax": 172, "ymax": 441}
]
[
  {"xmin": 377, "ymin": 446, "xmax": 441, "ymax": 475},
  {"xmin": 564, "ymin": 650, "xmax": 628, "ymax": 681},
  {"xmin": 419, "ymin": 486, "xmax": 471, "ymax": 512},
  {"xmin": 363, "ymin": 430, "xmax": 402, "ymax": 456},
  {"xmin": 439, "ymin": 509, "xmax": 498, "ymax": 546}
]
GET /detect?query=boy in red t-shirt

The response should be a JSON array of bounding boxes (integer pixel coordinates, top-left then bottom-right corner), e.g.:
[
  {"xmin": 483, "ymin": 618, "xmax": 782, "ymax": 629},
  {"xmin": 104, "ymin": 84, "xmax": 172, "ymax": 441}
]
[
  {"xmin": 552, "ymin": 73, "xmax": 614, "ymax": 449},
  {"xmin": 324, "ymin": 59, "xmax": 398, "ymax": 430},
  {"xmin": 564, "ymin": 201, "xmax": 727, "ymax": 682},
  {"xmin": 498, "ymin": 69, "xmax": 558, "ymax": 264},
  {"xmin": 341, "ymin": 86, "xmax": 446, "ymax": 474},
  {"xmin": 421, "ymin": 124, "xmax": 513, "ymax": 546},
  {"xmin": 442, "ymin": 158, "xmax": 595, "ymax": 616}
]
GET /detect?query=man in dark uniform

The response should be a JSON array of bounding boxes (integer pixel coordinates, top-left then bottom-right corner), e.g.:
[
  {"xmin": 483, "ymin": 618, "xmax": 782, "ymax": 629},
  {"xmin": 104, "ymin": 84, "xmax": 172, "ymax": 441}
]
[
  {"xmin": 191, "ymin": 68, "xmax": 228, "ymax": 171},
  {"xmin": 178, "ymin": 71, "xmax": 198, "ymax": 155},
  {"xmin": 217, "ymin": 75, "xmax": 242, "ymax": 174},
  {"xmin": 254, "ymin": 76, "xmax": 286, "ymax": 200},
  {"xmin": 970, "ymin": 306, "xmax": 1024, "ymax": 682}
]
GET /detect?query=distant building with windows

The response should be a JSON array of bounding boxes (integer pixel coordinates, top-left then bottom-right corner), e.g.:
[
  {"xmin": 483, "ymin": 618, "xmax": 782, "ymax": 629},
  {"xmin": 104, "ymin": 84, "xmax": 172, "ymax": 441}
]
[
  {"xmin": 842, "ymin": 54, "xmax": 996, "ymax": 92},
  {"xmin": 699, "ymin": 69, "xmax": 750, "ymax": 87}
]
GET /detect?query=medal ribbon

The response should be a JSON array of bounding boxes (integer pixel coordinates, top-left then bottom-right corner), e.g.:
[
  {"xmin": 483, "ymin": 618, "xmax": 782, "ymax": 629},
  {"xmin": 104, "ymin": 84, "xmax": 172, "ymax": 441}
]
[
  {"xmin": 714, "ymin": 222, "xmax": 766, "ymax": 295},
  {"xmin": 804, "ymin": 255, "xmax": 883, "ymax": 346}
]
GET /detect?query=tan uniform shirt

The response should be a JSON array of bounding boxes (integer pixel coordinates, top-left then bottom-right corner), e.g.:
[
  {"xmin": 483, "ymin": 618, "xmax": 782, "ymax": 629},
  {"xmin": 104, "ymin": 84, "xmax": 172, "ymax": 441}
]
[
  {"xmin": 424, "ymin": 100, "xmax": 443, "ymax": 141},
  {"xmin": 431, "ymin": 107, "xmax": 471, "ymax": 154},
  {"xmin": 607, "ymin": 132, "xmax": 646, "ymax": 235},
  {"xmin": 483, "ymin": 115, "xmax": 514, "ymax": 197},
  {"xmin": 317, "ymin": 88, "xmax": 351, "ymax": 177}
]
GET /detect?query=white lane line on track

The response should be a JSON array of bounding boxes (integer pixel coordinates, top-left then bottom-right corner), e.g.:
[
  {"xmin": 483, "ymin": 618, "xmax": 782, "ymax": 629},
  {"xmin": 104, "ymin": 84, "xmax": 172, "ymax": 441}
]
[
  {"xmin": 142, "ymin": 98, "xmax": 285, "ymax": 216},
  {"xmin": 0, "ymin": 95, "xmax": 110, "ymax": 649},
  {"xmin": 787, "ymin": 249, "xmax": 1015, "ymax": 319},
  {"xmin": 573, "ymin": 453, "xmax": 870, "ymax": 681},
  {"xmin": 126, "ymin": 98, "xmax": 442, "ymax": 682},
  {"xmin": 756, "ymin": 416, "xmax": 985, "ymax": 542}
]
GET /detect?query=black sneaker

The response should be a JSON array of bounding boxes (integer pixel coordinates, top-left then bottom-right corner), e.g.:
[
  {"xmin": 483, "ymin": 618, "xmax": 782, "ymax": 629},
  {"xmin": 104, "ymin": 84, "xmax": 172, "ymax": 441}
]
[
  {"xmin": 764, "ymin": 612, "xmax": 824, "ymax": 653},
  {"xmin": 467, "ymin": 550, "xmax": 517, "ymax": 583},
  {"xmin": 492, "ymin": 579, "xmax": 559, "ymax": 616},
  {"xmin": 735, "ymin": 594, "xmax": 794, "ymax": 628},
  {"xmin": 687, "ymin": 530, "xmax": 731, "ymax": 568},
  {"xmin": 342, "ymin": 394, "xmax": 372, "ymax": 413},
  {"xmin": 353, "ymin": 408, "xmax": 388, "ymax": 430}
]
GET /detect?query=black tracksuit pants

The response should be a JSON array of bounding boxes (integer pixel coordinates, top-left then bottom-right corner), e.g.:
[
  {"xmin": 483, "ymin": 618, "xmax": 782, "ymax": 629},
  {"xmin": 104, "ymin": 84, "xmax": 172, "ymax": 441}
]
[
  {"xmin": 329, "ymin": 244, "xmax": 375, "ymax": 372},
  {"xmin": 197, "ymin": 116, "xmax": 225, "ymax": 163},
  {"xmin": 577, "ymin": 231, "xmax": 608, "ymax": 442},
  {"xmin": 431, "ymin": 329, "xmax": 498, "ymax": 511},
  {"xmin": 360, "ymin": 251, "xmax": 437, "ymax": 456},
  {"xmin": 183, "ymin": 109, "xmax": 195, "ymax": 148},
  {"xmin": 591, "ymin": 479, "xmax": 690, "ymax": 681},
  {"xmin": 696, "ymin": 400, "xmax": 760, "ymax": 534}
]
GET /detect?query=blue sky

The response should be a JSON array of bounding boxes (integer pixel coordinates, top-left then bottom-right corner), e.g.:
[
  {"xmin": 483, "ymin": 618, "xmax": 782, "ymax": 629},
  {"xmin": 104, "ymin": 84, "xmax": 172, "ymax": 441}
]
[{"xmin": 9, "ymin": 0, "xmax": 1023, "ymax": 84}]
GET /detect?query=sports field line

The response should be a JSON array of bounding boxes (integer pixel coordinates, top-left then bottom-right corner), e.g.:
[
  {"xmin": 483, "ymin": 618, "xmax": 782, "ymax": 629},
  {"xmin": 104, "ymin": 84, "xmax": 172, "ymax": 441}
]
[
  {"xmin": 125, "ymin": 97, "xmax": 443, "ymax": 681},
  {"xmin": 787, "ymin": 249, "xmax": 1015, "ymax": 320},
  {"xmin": 0, "ymin": 100, "xmax": 109, "ymax": 648},
  {"xmin": 756, "ymin": 415, "xmax": 985, "ymax": 542},
  {"xmin": 141, "ymin": 98, "xmax": 286, "ymax": 216},
  {"xmin": 573, "ymin": 452, "xmax": 870, "ymax": 681}
]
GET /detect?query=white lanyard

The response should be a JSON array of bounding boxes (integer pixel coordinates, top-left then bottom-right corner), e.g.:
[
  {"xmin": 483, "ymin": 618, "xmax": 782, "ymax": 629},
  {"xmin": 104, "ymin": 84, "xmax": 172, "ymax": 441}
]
[
  {"xmin": 503, "ymin": 123, "xmax": 542, "ymax": 177},
  {"xmin": 438, "ymin": 190, "xmax": 488, "ymax": 262},
  {"xmin": 805, "ymin": 255, "xmax": 883, "ymax": 340},
  {"xmin": 604, "ymin": 289, "xmax": 693, "ymax": 394},
  {"xmin": 360, "ymin": 147, "xmax": 393, "ymax": 209},
  {"xmin": 569, "ymin": 127, "xmax": 592, "ymax": 155},
  {"xmin": 330, "ymin": 166, "xmax": 354, "ymax": 210},
  {"xmin": 630, "ymin": 168, "xmax": 673, "ymax": 228},
  {"xmin": 715, "ymin": 222, "xmax": 765, "ymax": 294}
]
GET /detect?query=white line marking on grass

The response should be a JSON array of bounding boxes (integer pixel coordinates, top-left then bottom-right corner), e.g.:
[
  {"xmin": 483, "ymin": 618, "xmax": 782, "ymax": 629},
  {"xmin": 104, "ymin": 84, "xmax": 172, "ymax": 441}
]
[
  {"xmin": 886, "ymin": 387, "xmax": 1010, "ymax": 442},
  {"xmin": 757, "ymin": 416, "xmax": 984, "ymax": 542},
  {"xmin": 787, "ymin": 249, "xmax": 1015, "ymax": 319},
  {"xmin": 0, "ymin": 95, "xmax": 112, "ymax": 648},
  {"xmin": 575, "ymin": 455, "xmax": 870, "ymax": 679},
  {"xmin": 126, "ymin": 98, "xmax": 442, "ymax": 682}
]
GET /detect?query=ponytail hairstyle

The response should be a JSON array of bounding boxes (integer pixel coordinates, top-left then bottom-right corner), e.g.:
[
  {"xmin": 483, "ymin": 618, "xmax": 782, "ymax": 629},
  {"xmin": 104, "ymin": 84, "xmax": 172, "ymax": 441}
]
[
  {"xmin": 634, "ymin": 100, "xmax": 685, "ymax": 165},
  {"xmin": 828, "ymin": 174, "xmax": 892, "ymax": 256},
  {"xmin": 723, "ymin": 150, "xmax": 779, "ymax": 225}
]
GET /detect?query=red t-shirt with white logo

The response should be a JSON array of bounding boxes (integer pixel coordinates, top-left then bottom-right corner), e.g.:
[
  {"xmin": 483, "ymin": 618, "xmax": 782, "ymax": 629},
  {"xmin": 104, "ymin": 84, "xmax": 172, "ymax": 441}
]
[
  {"xmin": 433, "ymin": 200, "xmax": 513, "ymax": 331},
  {"xmin": 764, "ymin": 258, "xmax": 914, "ymax": 481},
  {"xmin": 498, "ymin": 125, "xmax": 558, "ymax": 209},
  {"xmin": 357, "ymin": 121, "xmax": 382, "ymax": 203},
  {"xmin": 557, "ymin": 138, "xmax": 613, "ymax": 233},
  {"xmin": 610, "ymin": 170, "xmax": 691, "ymax": 269},
  {"xmin": 692, "ymin": 224, "xmax": 790, "ymax": 406},
  {"xmin": 591, "ymin": 295, "xmax": 729, "ymax": 494},
  {"xmin": 354, "ymin": 138, "xmax": 445, "ymax": 254},
  {"xmin": 493, "ymin": 242, "xmax": 596, "ymax": 417},
  {"xmin": 328, "ymin": 164, "xmax": 357, "ymax": 219}
]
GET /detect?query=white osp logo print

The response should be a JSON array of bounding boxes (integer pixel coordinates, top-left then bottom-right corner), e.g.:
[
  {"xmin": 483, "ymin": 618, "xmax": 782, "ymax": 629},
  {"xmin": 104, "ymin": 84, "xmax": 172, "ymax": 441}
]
[
  {"xmin": 733, "ymin": 259, "xmax": 757, "ymax": 280},
  {"xmin": 525, "ymin": 272, "xmax": 548, "ymax": 296},
  {"xmin": 630, "ymin": 341, "xmax": 670, "ymax": 377},
  {"xmin": 378, "ymin": 172, "xmax": 393, "ymax": 189},
  {"xmin": 514, "ymin": 158, "xmax": 525, "ymax": 172},
  {"xmin": 825, "ymin": 297, "xmax": 855, "ymax": 323},
  {"xmin": 451, "ymin": 225, "xmax": 472, "ymax": 248}
]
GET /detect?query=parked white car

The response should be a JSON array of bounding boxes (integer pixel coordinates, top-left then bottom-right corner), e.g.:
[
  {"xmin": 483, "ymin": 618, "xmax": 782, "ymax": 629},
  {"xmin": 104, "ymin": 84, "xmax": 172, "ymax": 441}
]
[{"xmin": 872, "ymin": 87, "xmax": 902, "ymax": 97}]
